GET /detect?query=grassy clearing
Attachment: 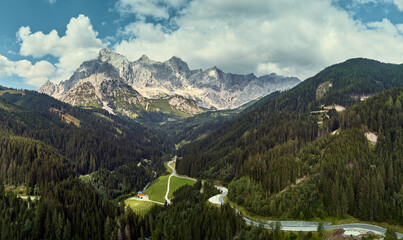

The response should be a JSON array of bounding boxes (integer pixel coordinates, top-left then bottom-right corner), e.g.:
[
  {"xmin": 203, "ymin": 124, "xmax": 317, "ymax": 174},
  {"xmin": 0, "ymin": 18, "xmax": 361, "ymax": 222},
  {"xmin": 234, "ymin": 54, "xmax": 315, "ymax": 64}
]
[
  {"xmin": 5, "ymin": 185, "xmax": 40, "ymax": 200},
  {"xmin": 94, "ymin": 112, "xmax": 114, "ymax": 122},
  {"xmin": 168, "ymin": 176, "xmax": 196, "ymax": 198},
  {"xmin": 145, "ymin": 175, "xmax": 170, "ymax": 203},
  {"xmin": 0, "ymin": 102, "xmax": 17, "ymax": 111},
  {"xmin": 124, "ymin": 199, "xmax": 158, "ymax": 216},
  {"xmin": 0, "ymin": 90, "xmax": 25, "ymax": 96},
  {"xmin": 50, "ymin": 108, "xmax": 81, "ymax": 127},
  {"xmin": 149, "ymin": 99, "xmax": 191, "ymax": 117}
]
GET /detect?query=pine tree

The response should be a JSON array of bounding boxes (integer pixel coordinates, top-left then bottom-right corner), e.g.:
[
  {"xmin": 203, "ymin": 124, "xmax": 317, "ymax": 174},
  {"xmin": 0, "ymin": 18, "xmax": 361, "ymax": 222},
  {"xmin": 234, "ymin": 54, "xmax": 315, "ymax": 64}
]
[
  {"xmin": 62, "ymin": 219, "xmax": 71, "ymax": 240},
  {"xmin": 384, "ymin": 228, "xmax": 398, "ymax": 240},
  {"xmin": 104, "ymin": 217, "xmax": 113, "ymax": 240}
]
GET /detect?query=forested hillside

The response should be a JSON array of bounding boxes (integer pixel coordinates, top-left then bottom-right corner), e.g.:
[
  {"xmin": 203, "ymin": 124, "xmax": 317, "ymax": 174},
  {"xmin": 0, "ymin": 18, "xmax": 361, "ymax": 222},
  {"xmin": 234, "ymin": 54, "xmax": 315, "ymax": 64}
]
[
  {"xmin": 155, "ymin": 92, "xmax": 282, "ymax": 143},
  {"xmin": 177, "ymin": 59, "xmax": 403, "ymax": 225},
  {"xmin": 0, "ymin": 86, "xmax": 175, "ymax": 239},
  {"xmin": 0, "ymin": 86, "xmax": 172, "ymax": 196}
]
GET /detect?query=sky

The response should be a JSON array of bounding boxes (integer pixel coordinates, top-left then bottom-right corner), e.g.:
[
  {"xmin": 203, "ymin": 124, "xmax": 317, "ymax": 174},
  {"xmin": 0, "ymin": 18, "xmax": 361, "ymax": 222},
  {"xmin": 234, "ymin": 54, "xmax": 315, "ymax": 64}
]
[{"xmin": 1, "ymin": 0, "xmax": 403, "ymax": 90}]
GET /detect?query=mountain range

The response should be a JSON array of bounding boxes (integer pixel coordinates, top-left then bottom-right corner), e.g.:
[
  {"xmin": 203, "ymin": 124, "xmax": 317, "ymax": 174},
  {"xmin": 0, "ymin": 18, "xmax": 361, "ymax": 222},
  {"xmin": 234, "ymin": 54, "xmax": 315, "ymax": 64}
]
[{"xmin": 38, "ymin": 48, "xmax": 300, "ymax": 120}]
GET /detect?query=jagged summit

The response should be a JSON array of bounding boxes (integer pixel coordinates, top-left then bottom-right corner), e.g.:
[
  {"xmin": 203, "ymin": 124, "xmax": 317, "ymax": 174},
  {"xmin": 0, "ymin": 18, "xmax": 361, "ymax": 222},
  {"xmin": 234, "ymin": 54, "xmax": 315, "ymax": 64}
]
[
  {"xmin": 166, "ymin": 56, "xmax": 190, "ymax": 73},
  {"xmin": 138, "ymin": 54, "xmax": 150, "ymax": 62},
  {"xmin": 167, "ymin": 56, "xmax": 185, "ymax": 63},
  {"xmin": 98, "ymin": 48, "xmax": 130, "ymax": 70},
  {"xmin": 99, "ymin": 48, "xmax": 114, "ymax": 56},
  {"xmin": 38, "ymin": 49, "xmax": 300, "ymax": 118},
  {"xmin": 38, "ymin": 80, "xmax": 57, "ymax": 96}
]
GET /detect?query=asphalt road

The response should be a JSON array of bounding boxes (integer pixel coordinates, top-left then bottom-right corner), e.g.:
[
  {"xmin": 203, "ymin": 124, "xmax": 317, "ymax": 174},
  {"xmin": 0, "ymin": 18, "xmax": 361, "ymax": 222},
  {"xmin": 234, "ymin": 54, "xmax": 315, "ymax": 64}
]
[{"xmin": 208, "ymin": 185, "xmax": 403, "ymax": 238}]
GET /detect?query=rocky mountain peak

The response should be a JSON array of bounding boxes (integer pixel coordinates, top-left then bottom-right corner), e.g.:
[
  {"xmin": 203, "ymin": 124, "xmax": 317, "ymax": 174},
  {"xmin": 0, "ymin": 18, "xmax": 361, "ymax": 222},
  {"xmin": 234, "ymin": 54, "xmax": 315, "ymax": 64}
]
[
  {"xmin": 138, "ymin": 54, "xmax": 150, "ymax": 62},
  {"xmin": 98, "ymin": 48, "xmax": 115, "ymax": 59},
  {"xmin": 38, "ymin": 80, "xmax": 57, "ymax": 95},
  {"xmin": 166, "ymin": 56, "xmax": 190, "ymax": 73},
  {"xmin": 42, "ymin": 80, "xmax": 55, "ymax": 88},
  {"xmin": 98, "ymin": 48, "xmax": 130, "ymax": 68},
  {"xmin": 246, "ymin": 73, "xmax": 257, "ymax": 79}
]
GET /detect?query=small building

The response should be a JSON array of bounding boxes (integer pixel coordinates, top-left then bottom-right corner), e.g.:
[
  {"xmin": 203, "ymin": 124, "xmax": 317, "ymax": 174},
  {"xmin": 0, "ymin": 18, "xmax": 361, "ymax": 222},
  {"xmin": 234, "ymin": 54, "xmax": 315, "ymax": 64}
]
[{"xmin": 138, "ymin": 191, "xmax": 145, "ymax": 199}]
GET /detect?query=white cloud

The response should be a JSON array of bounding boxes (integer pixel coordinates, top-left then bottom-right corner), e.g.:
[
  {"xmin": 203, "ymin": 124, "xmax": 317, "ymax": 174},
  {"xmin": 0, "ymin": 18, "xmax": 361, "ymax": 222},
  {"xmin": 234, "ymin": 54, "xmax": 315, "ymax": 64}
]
[
  {"xmin": 114, "ymin": 0, "xmax": 403, "ymax": 80},
  {"xmin": 352, "ymin": 0, "xmax": 380, "ymax": 4},
  {"xmin": 351, "ymin": 0, "xmax": 403, "ymax": 11},
  {"xmin": 0, "ymin": 55, "xmax": 55, "ymax": 87},
  {"xmin": 116, "ymin": 0, "xmax": 187, "ymax": 19},
  {"xmin": 393, "ymin": 0, "xmax": 403, "ymax": 10},
  {"xmin": 117, "ymin": 0, "xmax": 169, "ymax": 19},
  {"xmin": 17, "ymin": 14, "xmax": 105, "ymax": 84}
]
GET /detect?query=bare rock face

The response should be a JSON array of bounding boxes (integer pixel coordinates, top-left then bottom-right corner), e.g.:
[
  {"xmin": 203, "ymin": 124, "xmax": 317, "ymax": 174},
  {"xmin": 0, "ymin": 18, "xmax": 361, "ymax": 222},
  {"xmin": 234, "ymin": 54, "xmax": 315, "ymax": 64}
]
[
  {"xmin": 38, "ymin": 48, "xmax": 300, "ymax": 118},
  {"xmin": 168, "ymin": 95, "xmax": 203, "ymax": 115}
]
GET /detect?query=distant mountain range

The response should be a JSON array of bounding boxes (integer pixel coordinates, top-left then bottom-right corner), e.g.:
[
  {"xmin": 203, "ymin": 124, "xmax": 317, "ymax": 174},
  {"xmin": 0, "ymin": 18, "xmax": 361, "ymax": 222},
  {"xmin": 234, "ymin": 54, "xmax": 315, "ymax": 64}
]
[{"xmin": 38, "ymin": 48, "xmax": 300, "ymax": 119}]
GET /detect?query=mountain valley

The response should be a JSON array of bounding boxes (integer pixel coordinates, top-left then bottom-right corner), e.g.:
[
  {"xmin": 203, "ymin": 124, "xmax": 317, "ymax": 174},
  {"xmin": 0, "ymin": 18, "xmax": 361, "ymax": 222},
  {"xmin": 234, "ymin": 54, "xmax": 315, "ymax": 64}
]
[{"xmin": 2, "ymin": 58, "xmax": 403, "ymax": 239}]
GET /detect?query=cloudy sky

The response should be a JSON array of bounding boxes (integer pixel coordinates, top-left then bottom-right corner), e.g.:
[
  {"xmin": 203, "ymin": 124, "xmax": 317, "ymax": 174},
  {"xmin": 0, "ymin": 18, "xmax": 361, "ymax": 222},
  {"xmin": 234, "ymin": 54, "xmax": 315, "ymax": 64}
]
[{"xmin": 1, "ymin": 0, "xmax": 403, "ymax": 89}]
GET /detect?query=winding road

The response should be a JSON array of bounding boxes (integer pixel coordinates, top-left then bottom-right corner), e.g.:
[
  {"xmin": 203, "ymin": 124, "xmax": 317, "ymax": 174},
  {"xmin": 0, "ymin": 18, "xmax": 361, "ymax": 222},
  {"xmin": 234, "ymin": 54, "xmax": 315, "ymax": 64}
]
[
  {"xmin": 209, "ymin": 185, "xmax": 403, "ymax": 238},
  {"xmin": 165, "ymin": 159, "xmax": 196, "ymax": 205}
]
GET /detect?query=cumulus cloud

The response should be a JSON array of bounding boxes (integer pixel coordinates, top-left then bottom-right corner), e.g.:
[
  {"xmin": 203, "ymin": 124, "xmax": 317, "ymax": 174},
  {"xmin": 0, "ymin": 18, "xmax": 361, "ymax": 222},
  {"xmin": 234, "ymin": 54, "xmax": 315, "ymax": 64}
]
[
  {"xmin": 114, "ymin": 0, "xmax": 403, "ymax": 80},
  {"xmin": 0, "ymin": 55, "xmax": 55, "ymax": 86},
  {"xmin": 17, "ymin": 14, "xmax": 105, "ymax": 84}
]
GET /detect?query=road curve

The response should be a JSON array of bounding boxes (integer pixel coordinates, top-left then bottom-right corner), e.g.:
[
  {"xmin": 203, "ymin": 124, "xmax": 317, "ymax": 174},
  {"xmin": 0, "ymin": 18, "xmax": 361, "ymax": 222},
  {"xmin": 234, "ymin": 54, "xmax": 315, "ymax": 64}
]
[
  {"xmin": 208, "ymin": 186, "xmax": 228, "ymax": 204},
  {"xmin": 168, "ymin": 159, "xmax": 197, "ymax": 181},
  {"xmin": 208, "ymin": 185, "xmax": 403, "ymax": 238},
  {"xmin": 165, "ymin": 159, "xmax": 197, "ymax": 205}
]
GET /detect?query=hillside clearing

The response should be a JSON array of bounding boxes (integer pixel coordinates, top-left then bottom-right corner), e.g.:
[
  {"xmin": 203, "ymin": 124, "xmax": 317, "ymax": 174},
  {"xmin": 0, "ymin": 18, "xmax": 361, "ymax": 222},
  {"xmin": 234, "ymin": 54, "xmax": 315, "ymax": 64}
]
[
  {"xmin": 124, "ymin": 199, "xmax": 159, "ymax": 216},
  {"xmin": 168, "ymin": 176, "xmax": 196, "ymax": 199},
  {"xmin": 145, "ymin": 175, "xmax": 170, "ymax": 203}
]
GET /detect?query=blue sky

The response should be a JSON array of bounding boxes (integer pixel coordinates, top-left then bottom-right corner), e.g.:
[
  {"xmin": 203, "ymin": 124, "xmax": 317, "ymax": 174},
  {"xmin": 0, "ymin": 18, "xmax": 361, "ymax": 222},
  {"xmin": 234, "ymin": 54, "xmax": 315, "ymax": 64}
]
[{"xmin": 1, "ymin": 0, "xmax": 403, "ymax": 90}]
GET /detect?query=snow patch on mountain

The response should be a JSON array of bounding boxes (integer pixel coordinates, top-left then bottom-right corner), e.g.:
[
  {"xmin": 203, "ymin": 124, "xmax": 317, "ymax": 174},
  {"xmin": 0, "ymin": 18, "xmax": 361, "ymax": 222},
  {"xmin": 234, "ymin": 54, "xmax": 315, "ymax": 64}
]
[{"xmin": 102, "ymin": 101, "xmax": 115, "ymax": 115}]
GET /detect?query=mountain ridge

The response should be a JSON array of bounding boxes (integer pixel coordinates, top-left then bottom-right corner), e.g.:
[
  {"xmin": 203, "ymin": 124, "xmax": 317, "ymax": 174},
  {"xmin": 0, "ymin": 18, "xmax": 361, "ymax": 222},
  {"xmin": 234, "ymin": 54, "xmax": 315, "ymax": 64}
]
[{"xmin": 38, "ymin": 48, "xmax": 300, "ymax": 119}]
